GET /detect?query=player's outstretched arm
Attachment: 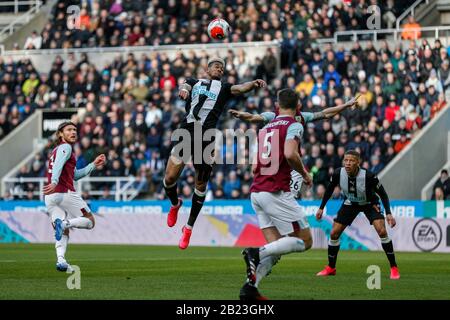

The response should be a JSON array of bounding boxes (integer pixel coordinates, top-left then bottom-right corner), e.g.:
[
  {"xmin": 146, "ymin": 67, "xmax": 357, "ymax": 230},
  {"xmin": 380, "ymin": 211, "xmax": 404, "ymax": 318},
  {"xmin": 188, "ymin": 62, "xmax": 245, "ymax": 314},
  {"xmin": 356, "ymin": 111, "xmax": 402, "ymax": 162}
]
[
  {"xmin": 228, "ymin": 109, "xmax": 265, "ymax": 123},
  {"xmin": 74, "ymin": 154, "xmax": 106, "ymax": 181},
  {"xmin": 230, "ymin": 79, "xmax": 266, "ymax": 95},
  {"xmin": 43, "ymin": 143, "xmax": 72, "ymax": 194},
  {"xmin": 310, "ymin": 94, "xmax": 361, "ymax": 121}
]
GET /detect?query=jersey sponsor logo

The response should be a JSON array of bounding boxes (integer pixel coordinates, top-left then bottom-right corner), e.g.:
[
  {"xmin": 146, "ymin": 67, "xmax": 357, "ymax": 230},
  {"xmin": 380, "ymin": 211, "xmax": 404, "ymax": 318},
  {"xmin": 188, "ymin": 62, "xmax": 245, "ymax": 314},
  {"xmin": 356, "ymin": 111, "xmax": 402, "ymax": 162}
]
[
  {"xmin": 192, "ymin": 85, "xmax": 218, "ymax": 100},
  {"xmin": 412, "ymin": 218, "xmax": 442, "ymax": 252}
]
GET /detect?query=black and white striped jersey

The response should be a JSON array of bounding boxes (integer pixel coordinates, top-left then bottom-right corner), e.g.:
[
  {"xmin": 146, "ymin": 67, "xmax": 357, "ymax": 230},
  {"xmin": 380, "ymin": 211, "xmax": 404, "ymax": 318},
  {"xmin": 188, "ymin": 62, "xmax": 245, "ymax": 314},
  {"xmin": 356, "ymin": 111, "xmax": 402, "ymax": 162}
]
[
  {"xmin": 180, "ymin": 78, "xmax": 233, "ymax": 130},
  {"xmin": 319, "ymin": 167, "xmax": 392, "ymax": 214}
]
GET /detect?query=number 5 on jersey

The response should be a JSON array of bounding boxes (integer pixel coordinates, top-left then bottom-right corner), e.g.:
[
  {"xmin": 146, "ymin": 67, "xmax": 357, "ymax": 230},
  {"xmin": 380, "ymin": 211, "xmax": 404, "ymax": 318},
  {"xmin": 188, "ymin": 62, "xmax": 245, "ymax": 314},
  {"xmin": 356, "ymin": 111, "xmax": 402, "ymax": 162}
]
[{"xmin": 261, "ymin": 131, "xmax": 275, "ymax": 159}]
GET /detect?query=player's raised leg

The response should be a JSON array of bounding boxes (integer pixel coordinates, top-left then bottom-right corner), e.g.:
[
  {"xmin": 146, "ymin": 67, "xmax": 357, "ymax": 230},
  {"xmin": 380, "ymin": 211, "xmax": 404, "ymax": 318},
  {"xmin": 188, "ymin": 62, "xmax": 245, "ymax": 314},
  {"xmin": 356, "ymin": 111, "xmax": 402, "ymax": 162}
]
[
  {"xmin": 241, "ymin": 226, "xmax": 312, "ymax": 300},
  {"xmin": 179, "ymin": 164, "xmax": 211, "ymax": 249},
  {"xmin": 240, "ymin": 227, "xmax": 281, "ymax": 301},
  {"xmin": 372, "ymin": 218, "xmax": 400, "ymax": 279},
  {"xmin": 163, "ymin": 155, "xmax": 185, "ymax": 227},
  {"xmin": 317, "ymin": 221, "xmax": 346, "ymax": 276},
  {"xmin": 240, "ymin": 192, "xmax": 313, "ymax": 300},
  {"xmin": 59, "ymin": 193, "xmax": 95, "ymax": 231}
]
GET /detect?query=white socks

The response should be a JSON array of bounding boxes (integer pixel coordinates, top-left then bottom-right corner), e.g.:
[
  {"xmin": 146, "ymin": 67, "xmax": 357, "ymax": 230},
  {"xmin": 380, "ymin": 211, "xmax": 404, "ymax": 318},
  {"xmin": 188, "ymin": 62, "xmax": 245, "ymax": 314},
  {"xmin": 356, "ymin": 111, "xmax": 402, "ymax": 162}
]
[
  {"xmin": 254, "ymin": 237, "xmax": 306, "ymax": 287},
  {"xmin": 56, "ymin": 234, "xmax": 69, "ymax": 262},
  {"xmin": 66, "ymin": 217, "xmax": 94, "ymax": 229},
  {"xmin": 329, "ymin": 239, "xmax": 340, "ymax": 246},
  {"xmin": 255, "ymin": 255, "xmax": 280, "ymax": 287},
  {"xmin": 380, "ymin": 237, "xmax": 391, "ymax": 244},
  {"xmin": 259, "ymin": 237, "xmax": 306, "ymax": 260}
]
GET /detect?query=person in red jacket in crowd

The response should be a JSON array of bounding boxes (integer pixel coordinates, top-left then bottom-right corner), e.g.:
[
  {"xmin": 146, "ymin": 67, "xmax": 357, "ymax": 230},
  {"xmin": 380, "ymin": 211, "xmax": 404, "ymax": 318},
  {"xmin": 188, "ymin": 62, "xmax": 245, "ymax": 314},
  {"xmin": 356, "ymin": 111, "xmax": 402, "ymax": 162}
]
[
  {"xmin": 394, "ymin": 133, "xmax": 410, "ymax": 154},
  {"xmin": 405, "ymin": 109, "xmax": 422, "ymax": 132},
  {"xmin": 159, "ymin": 70, "xmax": 176, "ymax": 89},
  {"xmin": 431, "ymin": 93, "xmax": 447, "ymax": 119},
  {"xmin": 384, "ymin": 95, "xmax": 400, "ymax": 124}
]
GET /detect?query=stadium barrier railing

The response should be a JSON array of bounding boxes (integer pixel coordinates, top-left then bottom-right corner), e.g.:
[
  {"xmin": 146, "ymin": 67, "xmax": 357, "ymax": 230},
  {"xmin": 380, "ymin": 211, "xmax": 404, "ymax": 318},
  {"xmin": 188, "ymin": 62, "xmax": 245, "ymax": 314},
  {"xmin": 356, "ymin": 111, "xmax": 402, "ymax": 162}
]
[
  {"xmin": 316, "ymin": 25, "xmax": 450, "ymax": 44},
  {"xmin": 0, "ymin": 40, "xmax": 281, "ymax": 74},
  {"xmin": 0, "ymin": 0, "xmax": 41, "ymax": 14},
  {"xmin": 395, "ymin": 0, "xmax": 430, "ymax": 30},
  {"xmin": 0, "ymin": 0, "xmax": 43, "ymax": 42}
]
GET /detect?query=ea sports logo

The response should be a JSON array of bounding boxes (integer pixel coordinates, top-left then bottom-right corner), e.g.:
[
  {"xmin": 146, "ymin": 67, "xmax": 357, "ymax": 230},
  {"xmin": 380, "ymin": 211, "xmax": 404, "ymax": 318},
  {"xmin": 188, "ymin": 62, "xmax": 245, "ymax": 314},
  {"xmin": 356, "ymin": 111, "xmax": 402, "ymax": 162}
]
[{"xmin": 412, "ymin": 218, "xmax": 442, "ymax": 252}]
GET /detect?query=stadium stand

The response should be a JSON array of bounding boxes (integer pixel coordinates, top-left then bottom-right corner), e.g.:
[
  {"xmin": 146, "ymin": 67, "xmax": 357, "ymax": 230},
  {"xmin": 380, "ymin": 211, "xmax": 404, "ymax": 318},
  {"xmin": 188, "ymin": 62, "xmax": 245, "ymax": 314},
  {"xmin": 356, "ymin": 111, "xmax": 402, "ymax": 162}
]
[
  {"xmin": 2, "ymin": 36, "xmax": 448, "ymax": 200},
  {"xmin": 22, "ymin": 0, "xmax": 415, "ymax": 50},
  {"xmin": 0, "ymin": 0, "xmax": 448, "ymax": 201}
]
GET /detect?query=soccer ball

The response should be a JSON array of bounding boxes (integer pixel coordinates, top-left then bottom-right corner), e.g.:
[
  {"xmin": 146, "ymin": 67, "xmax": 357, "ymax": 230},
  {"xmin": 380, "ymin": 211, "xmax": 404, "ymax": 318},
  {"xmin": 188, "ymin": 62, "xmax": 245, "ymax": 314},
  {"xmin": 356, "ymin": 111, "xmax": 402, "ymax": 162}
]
[{"xmin": 207, "ymin": 18, "xmax": 230, "ymax": 40}]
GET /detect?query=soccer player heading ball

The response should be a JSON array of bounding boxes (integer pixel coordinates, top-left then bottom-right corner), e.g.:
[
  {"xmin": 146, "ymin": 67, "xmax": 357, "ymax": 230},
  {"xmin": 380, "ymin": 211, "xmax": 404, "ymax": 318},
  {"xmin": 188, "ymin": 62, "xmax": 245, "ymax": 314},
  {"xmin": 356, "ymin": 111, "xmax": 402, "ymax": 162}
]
[
  {"xmin": 316, "ymin": 150, "xmax": 400, "ymax": 280},
  {"xmin": 43, "ymin": 121, "xmax": 106, "ymax": 272},
  {"xmin": 163, "ymin": 57, "xmax": 266, "ymax": 249}
]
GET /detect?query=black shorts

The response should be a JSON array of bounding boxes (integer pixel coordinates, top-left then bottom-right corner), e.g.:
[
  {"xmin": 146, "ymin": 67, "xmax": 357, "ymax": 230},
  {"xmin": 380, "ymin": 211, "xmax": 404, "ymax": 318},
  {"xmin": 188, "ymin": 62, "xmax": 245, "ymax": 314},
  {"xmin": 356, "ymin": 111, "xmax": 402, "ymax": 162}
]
[
  {"xmin": 334, "ymin": 202, "xmax": 385, "ymax": 226},
  {"xmin": 171, "ymin": 125, "xmax": 215, "ymax": 181}
]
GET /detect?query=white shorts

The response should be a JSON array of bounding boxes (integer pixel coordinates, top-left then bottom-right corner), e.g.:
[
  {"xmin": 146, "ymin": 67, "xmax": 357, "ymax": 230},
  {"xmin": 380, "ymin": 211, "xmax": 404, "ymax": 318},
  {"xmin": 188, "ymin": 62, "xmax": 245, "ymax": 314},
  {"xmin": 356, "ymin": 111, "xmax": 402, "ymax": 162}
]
[
  {"xmin": 251, "ymin": 191, "xmax": 310, "ymax": 236},
  {"xmin": 290, "ymin": 170, "xmax": 303, "ymax": 198},
  {"xmin": 44, "ymin": 191, "xmax": 91, "ymax": 222}
]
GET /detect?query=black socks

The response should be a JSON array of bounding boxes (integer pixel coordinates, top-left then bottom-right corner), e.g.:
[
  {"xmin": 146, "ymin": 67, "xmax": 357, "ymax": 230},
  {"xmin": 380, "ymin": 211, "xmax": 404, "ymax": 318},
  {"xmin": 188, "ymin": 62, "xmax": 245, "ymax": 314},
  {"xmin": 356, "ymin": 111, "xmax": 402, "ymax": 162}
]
[{"xmin": 187, "ymin": 189, "xmax": 206, "ymax": 227}]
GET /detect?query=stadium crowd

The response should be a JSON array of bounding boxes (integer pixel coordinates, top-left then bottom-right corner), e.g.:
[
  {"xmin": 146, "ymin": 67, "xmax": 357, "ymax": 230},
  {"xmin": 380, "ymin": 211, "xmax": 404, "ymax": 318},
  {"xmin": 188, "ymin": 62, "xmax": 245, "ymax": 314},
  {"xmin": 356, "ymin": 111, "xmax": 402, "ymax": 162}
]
[
  {"xmin": 19, "ymin": 0, "xmax": 415, "ymax": 50},
  {"xmin": 1, "ymin": 0, "xmax": 449, "ymax": 200},
  {"xmin": 1, "ymin": 33, "xmax": 449, "ymax": 200}
]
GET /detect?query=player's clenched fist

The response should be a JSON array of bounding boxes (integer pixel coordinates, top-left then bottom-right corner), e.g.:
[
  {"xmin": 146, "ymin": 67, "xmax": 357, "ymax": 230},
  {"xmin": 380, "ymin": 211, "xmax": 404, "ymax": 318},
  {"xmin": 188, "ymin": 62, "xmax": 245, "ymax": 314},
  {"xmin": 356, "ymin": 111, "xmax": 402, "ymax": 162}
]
[
  {"xmin": 93, "ymin": 154, "xmax": 106, "ymax": 169},
  {"xmin": 386, "ymin": 214, "xmax": 396, "ymax": 228},
  {"xmin": 252, "ymin": 79, "xmax": 266, "ymax": 88},
  {"xmin": 178, "ymin": 83, "xmax": 192, "ymax": 100},
  {"xmin": 178, "ymin": 89, "xmax": 189, "ymax": 100},
  {"xmin": 43, "ymin": 183, "xmax": 57, "ymax": 195},
  {"xmin": 228, "ymin": 109, "xmax": 244, "ymax": 119},
  {"xmin": 302, "ymin": 172, "xmax": 313, "ymax": 187},
  {"xmin": 316, "ymin": 208, "xmax": 324, "ymax": 220}
]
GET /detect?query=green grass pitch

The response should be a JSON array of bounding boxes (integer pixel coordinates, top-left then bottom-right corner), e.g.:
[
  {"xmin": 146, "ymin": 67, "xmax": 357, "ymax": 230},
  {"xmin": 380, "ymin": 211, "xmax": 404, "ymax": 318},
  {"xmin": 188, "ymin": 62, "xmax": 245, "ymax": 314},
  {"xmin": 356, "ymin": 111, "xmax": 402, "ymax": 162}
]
[{"xmin": 0, "ymin": 244, "xmax": 449, "ymax": 300}]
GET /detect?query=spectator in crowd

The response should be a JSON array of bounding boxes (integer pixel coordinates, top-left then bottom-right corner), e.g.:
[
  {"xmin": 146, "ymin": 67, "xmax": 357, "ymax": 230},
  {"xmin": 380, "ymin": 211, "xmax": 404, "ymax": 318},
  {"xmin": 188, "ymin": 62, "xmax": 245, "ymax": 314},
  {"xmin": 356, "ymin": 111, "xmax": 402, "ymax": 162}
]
[
  {"xmin": 24, "ymin": 30, "xmax": 43, "ymax": 50},
  {"xmin": 432, "ymin": 169, "xmax": 450, "ymax": 200},
  {"xmin": 434, "ymin": 187, "xmax": 445, "ymax": 200},
  {"xmin": 401, "ymin": 16, "xmax": 422, "ymax": 40},
  {"xmin": 394, "ymin": 133, "xmax": 410, "ymax": 154}
]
